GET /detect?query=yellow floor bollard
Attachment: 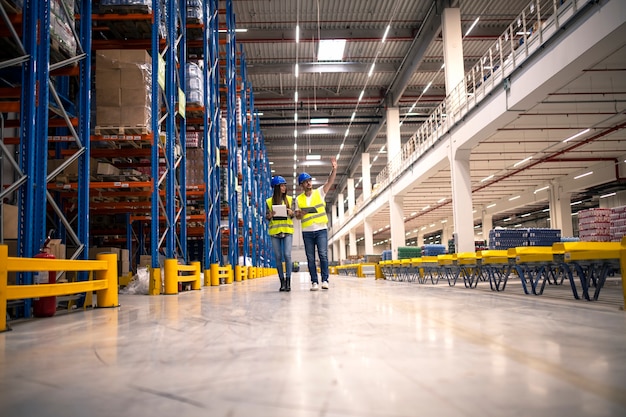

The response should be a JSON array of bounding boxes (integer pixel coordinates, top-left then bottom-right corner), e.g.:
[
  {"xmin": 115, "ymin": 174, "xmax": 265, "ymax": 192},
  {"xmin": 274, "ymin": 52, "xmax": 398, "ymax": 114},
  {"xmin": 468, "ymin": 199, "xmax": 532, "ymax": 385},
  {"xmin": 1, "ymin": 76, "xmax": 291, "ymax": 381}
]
[
  {"xmin": 148, "ymin": 267, "xmax": 161, "ymax": 295},
  {"xmin": 164, "ymin": 259, "xmax": 179, "ymax": 295},
  {"xmin": 210, "ymin": 263, "xmax": 220, "ymax": 286},
  {"xmin": 234, "ymin": 265, "xmax": 243, "ymax": 282},
  {"xmin": 96, "ymin": 252, "xmax": 119, "ymax": 307}
]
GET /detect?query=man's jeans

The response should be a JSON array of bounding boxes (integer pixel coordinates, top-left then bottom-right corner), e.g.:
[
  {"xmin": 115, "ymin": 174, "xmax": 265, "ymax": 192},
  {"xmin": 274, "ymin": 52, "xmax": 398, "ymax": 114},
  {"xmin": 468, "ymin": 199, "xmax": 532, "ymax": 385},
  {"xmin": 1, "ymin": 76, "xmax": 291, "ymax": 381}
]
[
  {"xmin": 271, "ymin": 233, "xmax": 293, "ymax": 280},
  {"xmin": 302, "ymin": 229, "xmax": 328, "ymax": 284}
]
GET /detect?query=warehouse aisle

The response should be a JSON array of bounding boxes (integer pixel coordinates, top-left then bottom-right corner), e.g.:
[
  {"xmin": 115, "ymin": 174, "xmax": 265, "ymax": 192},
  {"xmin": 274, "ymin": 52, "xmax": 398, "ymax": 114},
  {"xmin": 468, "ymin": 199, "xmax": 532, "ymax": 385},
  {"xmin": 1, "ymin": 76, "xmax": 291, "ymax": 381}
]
[{"xmin": 1, "ymin": 273, "xmax": 626, "ymax": 417}]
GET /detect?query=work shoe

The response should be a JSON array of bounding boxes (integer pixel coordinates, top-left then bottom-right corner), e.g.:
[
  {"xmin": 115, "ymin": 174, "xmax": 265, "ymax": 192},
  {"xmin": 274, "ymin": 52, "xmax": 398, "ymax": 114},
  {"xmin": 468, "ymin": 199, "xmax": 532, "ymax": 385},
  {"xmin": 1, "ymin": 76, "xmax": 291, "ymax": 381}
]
[
  {"xmin": 321, "ymin": 281, "xmax": 329, "ymax": 290},
  {"xmin": 310, "ymin": 282, "xmax": 319, "ymax": 291}
]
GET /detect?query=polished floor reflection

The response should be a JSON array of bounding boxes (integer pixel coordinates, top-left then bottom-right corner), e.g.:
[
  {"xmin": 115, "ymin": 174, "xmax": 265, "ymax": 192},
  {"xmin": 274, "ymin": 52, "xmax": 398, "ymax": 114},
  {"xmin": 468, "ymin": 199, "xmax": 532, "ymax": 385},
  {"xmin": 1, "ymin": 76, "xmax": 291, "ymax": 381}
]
[{"xmin": 1, "ymin": 273, "xmax": 626, "ymax": 417}]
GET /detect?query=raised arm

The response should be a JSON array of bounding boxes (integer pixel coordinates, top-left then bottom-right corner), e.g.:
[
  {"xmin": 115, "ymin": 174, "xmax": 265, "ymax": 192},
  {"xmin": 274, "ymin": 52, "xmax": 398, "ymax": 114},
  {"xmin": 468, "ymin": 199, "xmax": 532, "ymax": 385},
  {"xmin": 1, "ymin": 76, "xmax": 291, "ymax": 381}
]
[{"xmin": 322, "ymin": 157, "xmax": 337, "ymax": 195}]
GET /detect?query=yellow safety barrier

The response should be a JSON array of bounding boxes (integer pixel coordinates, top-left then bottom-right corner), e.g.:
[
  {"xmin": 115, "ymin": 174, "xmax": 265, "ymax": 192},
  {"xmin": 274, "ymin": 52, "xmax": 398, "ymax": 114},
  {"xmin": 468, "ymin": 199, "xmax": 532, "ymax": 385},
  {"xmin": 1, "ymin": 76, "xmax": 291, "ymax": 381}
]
[
  {"xmin": 507, "ymin": 246, "xmax": 563, "ymax": 295},
  {"xmin": 209, "ymin": 264, "xmax": 232, "ymax": 286},
  {"xmin": 234, "ymin": 265, "xmax": 248, "ymax": 282},
  {"xmin": 552, "ymin": 239, "xmax": 624, "ymax": 302},
  {"xmin": 477, "ymin": 250, "xmax": 512, "ymax": 291},
  {"xmin": 163, "ymin": 259, "xmax": 201, "ymax": 295},
  {"xmin": 0, "ymin": 245, "xmax": 119, "ymax": 332}
]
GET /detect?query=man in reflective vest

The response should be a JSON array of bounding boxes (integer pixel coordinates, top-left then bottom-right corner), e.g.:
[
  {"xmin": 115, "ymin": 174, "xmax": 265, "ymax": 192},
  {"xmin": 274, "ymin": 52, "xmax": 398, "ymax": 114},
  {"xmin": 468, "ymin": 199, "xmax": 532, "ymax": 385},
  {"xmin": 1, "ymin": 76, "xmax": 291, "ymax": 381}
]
[{"xmin": 294, "ymin": 157, "xmax": 337, "ymax": 291}]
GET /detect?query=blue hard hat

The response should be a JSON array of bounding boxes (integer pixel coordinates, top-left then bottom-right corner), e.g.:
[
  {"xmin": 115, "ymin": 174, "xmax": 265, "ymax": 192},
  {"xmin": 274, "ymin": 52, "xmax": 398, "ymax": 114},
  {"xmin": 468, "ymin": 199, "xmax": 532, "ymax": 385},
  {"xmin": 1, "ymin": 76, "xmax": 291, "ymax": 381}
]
[
  {"xmin": 298, "ymin": 172, "xmax": 312, "ymax": 185},
  {"xmin": 271, "ymin": 175, "xmax": 287, "ymax": 187}
]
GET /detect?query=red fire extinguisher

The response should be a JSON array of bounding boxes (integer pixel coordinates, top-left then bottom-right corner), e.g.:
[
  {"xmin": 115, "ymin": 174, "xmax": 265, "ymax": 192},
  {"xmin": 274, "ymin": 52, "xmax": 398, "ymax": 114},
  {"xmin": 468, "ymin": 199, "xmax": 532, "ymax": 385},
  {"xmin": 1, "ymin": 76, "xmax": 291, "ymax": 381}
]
[{"xmin": 33, "ymin": 231, "xmax": 56, "ymax": 318}]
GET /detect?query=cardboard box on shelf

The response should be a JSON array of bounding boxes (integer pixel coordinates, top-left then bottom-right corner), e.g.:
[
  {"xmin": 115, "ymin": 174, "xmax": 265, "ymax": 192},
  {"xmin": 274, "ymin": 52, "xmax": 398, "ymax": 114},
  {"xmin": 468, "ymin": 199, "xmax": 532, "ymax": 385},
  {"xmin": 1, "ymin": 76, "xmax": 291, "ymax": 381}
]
[
  {"xmin": 2, "ymin": 204, "xmax": 18, "ymax": 239},
  {"xmin": 120, "ymin": 106, "xmax": 151, "ymax": 128},
  {"xmin": 121, "ymin": 87, "xmax": 151, "ymax": 107},
  {"xmin": 96, "ymin": 105, "xmax": 121, "ymax": 126},
  {"xmin": 96, "ymin": 162, "xmax": 120, "ymax": 176}
]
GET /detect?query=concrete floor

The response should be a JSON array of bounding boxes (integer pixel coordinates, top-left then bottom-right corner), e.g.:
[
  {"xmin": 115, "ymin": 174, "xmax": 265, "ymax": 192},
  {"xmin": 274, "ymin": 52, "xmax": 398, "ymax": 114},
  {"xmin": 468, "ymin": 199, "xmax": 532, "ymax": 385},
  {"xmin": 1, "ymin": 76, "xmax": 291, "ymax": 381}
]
[{"xmin": 1, "ymin": 272, "xmax": 626, "ymax": 417}]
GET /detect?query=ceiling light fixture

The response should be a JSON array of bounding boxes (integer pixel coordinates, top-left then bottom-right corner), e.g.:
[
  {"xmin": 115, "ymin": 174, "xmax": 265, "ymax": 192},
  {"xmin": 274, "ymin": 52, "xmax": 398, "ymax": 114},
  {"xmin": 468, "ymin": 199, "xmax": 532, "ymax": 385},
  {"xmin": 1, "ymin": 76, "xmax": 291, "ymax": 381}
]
[
  {"xmin": 481, "ymin": 174, "xmax": 494, "ymax": 183},
  {"xmin": 574, "ymin": 171, "xmax": 593, "ymax": 179},
  {"xmin": 317, "ymin": 39, "xmax": 346, "ymax": 61},
  {"xmin": 513, "ymin": 156, "xmax": 532, "ymax": 167},
  {"xmin": 381, "ymin": 25, "xmax": 391, "ymax": 43},
  {"xmin": 600, "ymin": 192, "xmax": 616, "ymax": 199},
  {"xmin": 534, "ymin": 185, "xmax": 549, "ymax": 194},
  {"xmin": 465, "ymin": 17, "xmax": 480, "ymax": 36},
  {"xmin": 306, "ymin": 154, "xmax": 321, "ymax": 160},
  {"xmin": 310, "ymin": 118, "xmax": 328, "ymax": 124},
  {"xmin": 296, "ymin": 25, "xmax": 300, "ymax": 43},
  {"xmin": 509, "ymin": 195, "xmax": 520, "ymax": 201},
  {"xmin": 368, "ymin": 63, "xmax": 375, "ymax": 77},
  {"xmin": 487, "ymin": 203, "xmax": 496, "ymax": 209},
  {"xmin": 563, "ymin": 128, "xmax": 590, "ymax": 143},
  {"xmin": 294, "ymin": 63, "xmax": 299, "ymax": 78}
]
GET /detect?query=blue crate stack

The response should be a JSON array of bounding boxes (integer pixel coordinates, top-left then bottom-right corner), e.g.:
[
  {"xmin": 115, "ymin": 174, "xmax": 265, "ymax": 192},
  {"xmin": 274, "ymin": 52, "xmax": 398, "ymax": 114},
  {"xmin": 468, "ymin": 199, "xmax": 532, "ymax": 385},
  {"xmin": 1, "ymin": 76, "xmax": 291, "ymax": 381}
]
[
  {"xmin": 488, "ymin": 228, "xmax": 529, "ymax": 249},
  {"xmin": 527, "ymin": 228, "xmax": 561, "ymax": 246},
  {"xmin": 489, "ymin": 228, "xmax": 562, "ymax": 249},
  {"xmin": 382, "ymin": 250, "xmax": 392, "ymax": 261},
  {"xmin": 422, "ymin": 244, "xmax": 446, "ymax": 256}
]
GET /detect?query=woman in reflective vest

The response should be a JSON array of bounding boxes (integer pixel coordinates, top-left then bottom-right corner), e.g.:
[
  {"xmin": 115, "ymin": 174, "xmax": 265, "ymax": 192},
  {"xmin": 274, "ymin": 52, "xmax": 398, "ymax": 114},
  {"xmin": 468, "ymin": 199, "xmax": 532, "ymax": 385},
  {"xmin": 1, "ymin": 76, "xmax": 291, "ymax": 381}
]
[{"xmin": 266, "ymin": 175, "xmax": 295, "ymax": 291}]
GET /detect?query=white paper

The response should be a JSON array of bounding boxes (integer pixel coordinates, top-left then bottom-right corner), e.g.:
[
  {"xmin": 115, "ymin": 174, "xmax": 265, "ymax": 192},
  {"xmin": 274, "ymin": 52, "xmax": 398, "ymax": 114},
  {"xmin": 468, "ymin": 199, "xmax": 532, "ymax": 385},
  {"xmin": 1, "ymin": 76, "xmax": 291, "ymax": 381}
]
[{"xmin": 272, "ymin": 204, "xmax": 288, "ymax": 218}]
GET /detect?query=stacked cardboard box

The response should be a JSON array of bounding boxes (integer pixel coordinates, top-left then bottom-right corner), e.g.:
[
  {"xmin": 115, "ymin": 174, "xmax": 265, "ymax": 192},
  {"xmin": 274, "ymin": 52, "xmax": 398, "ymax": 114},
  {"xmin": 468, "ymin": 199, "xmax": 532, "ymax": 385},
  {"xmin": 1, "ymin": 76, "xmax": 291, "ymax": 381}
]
[{"xmin": 95, "ymin": 50, "xmax": 152, "ymax": 131}]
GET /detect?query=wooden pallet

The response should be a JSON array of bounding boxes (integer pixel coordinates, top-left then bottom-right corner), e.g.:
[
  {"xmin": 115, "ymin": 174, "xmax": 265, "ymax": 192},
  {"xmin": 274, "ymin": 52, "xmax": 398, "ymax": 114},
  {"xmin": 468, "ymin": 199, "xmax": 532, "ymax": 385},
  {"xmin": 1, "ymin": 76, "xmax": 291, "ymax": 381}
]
[{"xmin": 94, "ymin": 125, "xmax": 151, "ymax": 136}]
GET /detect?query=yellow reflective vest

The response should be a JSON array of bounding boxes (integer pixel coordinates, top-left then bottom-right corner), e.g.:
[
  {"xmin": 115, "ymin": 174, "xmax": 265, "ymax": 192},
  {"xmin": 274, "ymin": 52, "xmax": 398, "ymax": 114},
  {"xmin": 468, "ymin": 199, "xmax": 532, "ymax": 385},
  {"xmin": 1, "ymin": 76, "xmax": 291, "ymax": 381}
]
[
  {"xmin": 266, "ymin": 196, "xmax": 294, "ymax": 236},
  {"xmin": 296, "ymin": 189, "xmax": 328, "ymax": 229}
]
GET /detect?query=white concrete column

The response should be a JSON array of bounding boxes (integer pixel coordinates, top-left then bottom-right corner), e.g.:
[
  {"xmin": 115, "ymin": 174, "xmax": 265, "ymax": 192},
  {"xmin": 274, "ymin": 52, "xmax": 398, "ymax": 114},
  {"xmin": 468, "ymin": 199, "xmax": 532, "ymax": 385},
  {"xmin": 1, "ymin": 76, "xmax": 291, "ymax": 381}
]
[
  {"xmin": 450, "ymin": 148, "xmax": 475, "ymax": 253},
  {"xmin": 347, "ymin": 178, "xmax": 355, "ymax": 215},
  {"xmin": 361, "ymin": 152, "xmax": 371, "ymax": 201},
  {"xmin": 482, "ymin": 212, "xmax": 493, "ymax": 244},
  {"xmin": 339, "ymin": 236, "xmax": 346, "ymax": 263},
  {"xmin": 417, "ymin": 231, "xmax": 424, "ymax": 247},
  {"xmin": 386, "ymin": 107, "xmax": 401, "ymax": 163},
  {"xmin": 442, "ymin": 8, "xmax": 465, "ymax": 95},
  {"xmin": 549, "ymin": 184, "xmax": 573, "ymax": 237},
  {"xmin": 364, "ymin": 218, "xmax": 374, "ymax": 254},
  {"xmin": 441, "ymin": 221, "xmax": 451, "ymax": 250},
  {"xmin": 331, "ymin": 241, "xmax": 338, "ymax": 263},
  {"xmin": 349, "ymin": 229, "xmax": 357, "ymax": 257},
  {"xmin": 338, "ymin": 193, "xmax": 345, "ymax": 224},
  {"xmin": 331, "ymin": 203, "xmax": 338, "ymax": 228},
  {"xmin": 390, "ymin": 194, "xmax": 405, "ymax": 260}
]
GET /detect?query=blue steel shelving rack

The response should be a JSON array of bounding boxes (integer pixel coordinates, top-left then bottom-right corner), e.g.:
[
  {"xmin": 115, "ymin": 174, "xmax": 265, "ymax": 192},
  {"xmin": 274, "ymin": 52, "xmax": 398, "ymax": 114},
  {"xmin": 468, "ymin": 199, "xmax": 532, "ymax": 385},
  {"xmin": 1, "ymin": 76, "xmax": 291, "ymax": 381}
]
[
  {"xmin": 0, "ymin": 0, "xmax": 92, "ymax": 315},
  {"xmin": 203, "ymin": 0, "xmax": 221, "ymax": 269}
]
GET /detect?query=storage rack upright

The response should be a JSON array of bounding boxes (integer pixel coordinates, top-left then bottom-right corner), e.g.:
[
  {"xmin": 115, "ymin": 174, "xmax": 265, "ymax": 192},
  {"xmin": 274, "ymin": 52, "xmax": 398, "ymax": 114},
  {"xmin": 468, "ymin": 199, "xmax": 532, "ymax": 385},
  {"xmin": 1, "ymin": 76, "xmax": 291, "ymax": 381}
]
[{"xmin": 0, "ymin": 0, "xmax": 92, "ymax": 316}]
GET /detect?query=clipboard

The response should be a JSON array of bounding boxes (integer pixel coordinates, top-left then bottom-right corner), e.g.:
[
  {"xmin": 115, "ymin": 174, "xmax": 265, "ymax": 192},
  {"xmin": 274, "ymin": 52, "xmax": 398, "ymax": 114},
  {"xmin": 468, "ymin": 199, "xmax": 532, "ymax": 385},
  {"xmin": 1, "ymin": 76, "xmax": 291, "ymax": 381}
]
[
  {"xmin": 272, "ymin": 204, "xmax": 288, "ymax": 220},
  {"xmin": 302, "ymin": 207, "xmax": 318, "ymax": 214}
]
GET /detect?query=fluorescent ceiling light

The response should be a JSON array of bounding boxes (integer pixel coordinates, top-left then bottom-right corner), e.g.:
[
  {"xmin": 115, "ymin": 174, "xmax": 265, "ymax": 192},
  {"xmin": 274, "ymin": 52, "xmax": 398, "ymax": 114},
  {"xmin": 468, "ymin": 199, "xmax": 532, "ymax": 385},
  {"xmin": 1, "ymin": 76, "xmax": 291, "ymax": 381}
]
[
  {"xmin": 509, "ymin": 195, "xmax": 520, "ymax": 201},
  {"xmin": 503, "ymin": 217, "xmax": 511, "ymax": 222},
  {"xmin": 570, "ymin": 200, "xmax": 583, "ymax": 206},
  {"xmin": 294, "ymin": 63, "xmax": 299, "ymax": 78},
  {"xmin": 368, "ymin": 63, "xmax": 375, "ymax": 77},
  {"xmin": 218, "ymin": 28, "xmax": 248, "ymax": 33},
  {"xmin": 487, "ymin": 203, "xmax": 496, "ymax": 208},
  {"xmin": 534, "ymin": 185, "xmax": 549, "ymax": 194},
  {"xmin": 423, "ymin": 81, "xmax": 432, "ymax": 93},
  {"xmin": 563, "ymin": 128, "xmax": 590, "ymax": 143},
  {"xmin": 382, "ymin": 25, "xmax": 391, "ymax": 43},
  {"xmin": 437, "ymin": 198, "xmax": 446, "ymax": 203},
  {"xmin": 600, "ymin": 192, "xmax": 616, "ymax": 199},
  {"xmin": 481, "ymin": 174, "xmax": 494, "ymax": 183},
  {"xmin": 465, "ymin": 17, "xmax": 479, "ymax": 36},
  {"xmin": 296, "ymin": 25, "xmax": 300, "ymax": 43},
  {"xmin": 513, "ymin": 156, "xmax": 532, "ymax": 167},
  {"xmin": 306, "ymin": 154, "xmax": 321, "ymax": 160},
  {"xmin": 574, "ymin": 171, "xmax": 593, "ymax": 180},
  {"xmin": 310, "ymin": 118, "xmax": 328, "ymax": 125},
  {"xmin": 520, "ymin": 213, "xmax": 531, "ymax": 218},
  {"xmin": 358, "ymin": 90, "xmax": 365, "ymax": 101},
  {"xmin": 318, "ymin": 39, "xmax": 346, "ymax": 61}
]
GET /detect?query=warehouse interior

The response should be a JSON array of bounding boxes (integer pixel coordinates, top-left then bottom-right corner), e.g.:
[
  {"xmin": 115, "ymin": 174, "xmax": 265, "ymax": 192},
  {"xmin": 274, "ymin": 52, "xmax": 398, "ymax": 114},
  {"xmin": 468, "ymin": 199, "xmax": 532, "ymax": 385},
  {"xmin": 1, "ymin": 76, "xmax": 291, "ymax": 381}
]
[{"xmin": 1, "ymin": 1, "xmax": 626, "ymax": 416}]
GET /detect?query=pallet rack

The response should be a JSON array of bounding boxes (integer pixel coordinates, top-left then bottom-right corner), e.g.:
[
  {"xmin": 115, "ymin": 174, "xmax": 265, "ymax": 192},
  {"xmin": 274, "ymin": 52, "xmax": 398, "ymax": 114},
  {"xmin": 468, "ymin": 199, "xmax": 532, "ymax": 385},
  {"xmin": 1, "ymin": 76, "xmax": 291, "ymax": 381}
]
[{"xmin": 1, "ymin": 0, "xmax": 272, "ymax": 301}]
